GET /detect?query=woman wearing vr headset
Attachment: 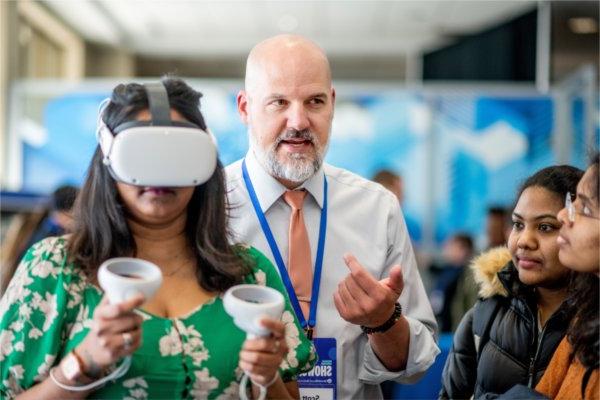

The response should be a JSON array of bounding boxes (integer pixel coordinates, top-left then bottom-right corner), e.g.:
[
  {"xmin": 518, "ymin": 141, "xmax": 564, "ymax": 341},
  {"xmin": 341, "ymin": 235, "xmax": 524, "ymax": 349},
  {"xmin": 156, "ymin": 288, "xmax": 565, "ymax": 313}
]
[{"xmin": 0, "ymin": 79, "xmax": 315, "ymax": 399}]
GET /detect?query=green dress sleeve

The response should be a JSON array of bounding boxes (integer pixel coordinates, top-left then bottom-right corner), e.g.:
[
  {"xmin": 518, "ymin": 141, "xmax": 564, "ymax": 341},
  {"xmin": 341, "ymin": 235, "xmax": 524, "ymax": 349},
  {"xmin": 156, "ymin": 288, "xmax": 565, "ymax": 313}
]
[
  {"xmin": 0, "ymin": 237, "xmax": 86, "ymax": 398},
  {"xmin": 242, "ymin": 247, "xmax": 317, "ymax": 381}
]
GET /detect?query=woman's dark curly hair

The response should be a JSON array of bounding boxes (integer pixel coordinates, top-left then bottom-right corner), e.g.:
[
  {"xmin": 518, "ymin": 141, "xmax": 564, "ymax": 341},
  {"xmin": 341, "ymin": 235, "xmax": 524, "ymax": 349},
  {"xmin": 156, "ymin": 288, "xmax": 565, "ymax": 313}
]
[
  {"xmin": 565, "ymin": 151, "xmax": 599, "ymax": 394},
  {"xmin": 68, "ymin": 78, "xmax": 250, "ymax": 292}
]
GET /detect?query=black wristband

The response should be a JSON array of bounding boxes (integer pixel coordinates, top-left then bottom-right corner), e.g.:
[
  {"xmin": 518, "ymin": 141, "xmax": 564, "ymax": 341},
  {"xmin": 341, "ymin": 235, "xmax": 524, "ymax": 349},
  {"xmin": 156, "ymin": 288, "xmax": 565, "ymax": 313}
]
[{"xmin": 360, "ymin": 302, "xmax": 402, "ymax": 334}]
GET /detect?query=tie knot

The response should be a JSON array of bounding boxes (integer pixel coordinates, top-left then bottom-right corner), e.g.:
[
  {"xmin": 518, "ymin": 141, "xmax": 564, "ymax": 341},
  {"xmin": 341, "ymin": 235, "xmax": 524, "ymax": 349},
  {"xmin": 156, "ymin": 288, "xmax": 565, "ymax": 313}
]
[{"xmin": 283, "ymin": 190, "xmax": 307, "ymax": 210}]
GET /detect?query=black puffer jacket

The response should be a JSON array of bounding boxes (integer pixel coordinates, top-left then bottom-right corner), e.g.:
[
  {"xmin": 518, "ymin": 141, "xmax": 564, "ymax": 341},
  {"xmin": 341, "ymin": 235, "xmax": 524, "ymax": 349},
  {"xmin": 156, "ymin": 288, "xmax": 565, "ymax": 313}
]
[{"xmin": 439, "ymin": 248, "xmax": 570, "ymax": 399}]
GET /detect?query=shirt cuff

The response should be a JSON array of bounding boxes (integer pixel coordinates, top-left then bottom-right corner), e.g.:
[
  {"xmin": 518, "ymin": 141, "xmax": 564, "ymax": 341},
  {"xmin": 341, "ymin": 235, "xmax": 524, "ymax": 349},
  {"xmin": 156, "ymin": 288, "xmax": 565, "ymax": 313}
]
[{"xmin": 358, "ymin": 316, "xmax": 440, "ymax": 385}]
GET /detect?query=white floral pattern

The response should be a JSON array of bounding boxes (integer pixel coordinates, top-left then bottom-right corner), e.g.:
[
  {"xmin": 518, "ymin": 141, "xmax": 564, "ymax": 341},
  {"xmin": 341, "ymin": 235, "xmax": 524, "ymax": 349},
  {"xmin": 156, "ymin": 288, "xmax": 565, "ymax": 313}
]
[
  {"xmin": 67, "ymin": 305, "xmax": 93, "ymax": 340},
  {"xmin": 176, "ymin": 321, "xmax": 210, "ymax": 366},
  {"xmin": 280, "ymin": 310, "xmax": 301, "ymax": 369},
  {"xmin": 254, "ymin": 269, "xmax": 267, "ymax": 286},
  {"xmin": 123, "ymin": 376, "xmax": 149, "ymax": 400},
  {"xmin": 30, "ymin": 260, "xmax": 60, "ymax": 280},
  {"xmin": 31, "ymin": 292, "xmax": 59, "ymax": 332},
  {"xmin": 158, "ymin": 326, "xmax": 183, "ymax": 356},
  {"xmin": 34, "ymin": 354, "xmax": 55, "ymax": 382},
  {"xmin": 215, "ymin": 367, "xmax": 243, "ymax": 400},
  {"xmin": 27, "ymin": 328, "xmax": 42, "ymax": 339},
  {"xmin": 0, "ymin": 330, "xmax": 15, "ymax": 362},
  {"xmin": 64, "ymin": 279, "xmax": 88, "ymax": 309},
  {"xmin": 9, "ymin": 321, "xmax": 24, "ymax": 333},
  {"xmin": 2, "ymin": 368, "xmax": 24, "ymax": 397},
  {"xmin": 158, "ymin": 321, "xmax": 210, "ymax": 367},
  {"xmin": 8, "ymin": 366, "xmax": 24, "ymax": 381},
  {"xmin": 191, "ymin": 368, "xmax": 219, "ymax": 398},
  {"xmin": 17, "ymin": 304, "xmax": 31, "ymax": 319}
]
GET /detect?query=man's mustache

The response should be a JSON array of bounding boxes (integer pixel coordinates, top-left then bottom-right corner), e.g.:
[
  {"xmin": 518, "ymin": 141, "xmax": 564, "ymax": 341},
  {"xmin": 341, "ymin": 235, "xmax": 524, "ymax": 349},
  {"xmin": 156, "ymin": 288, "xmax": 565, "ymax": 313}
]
[{"xmin": 275, "ymin": 129, "xmax": 315, "ymax": 145}]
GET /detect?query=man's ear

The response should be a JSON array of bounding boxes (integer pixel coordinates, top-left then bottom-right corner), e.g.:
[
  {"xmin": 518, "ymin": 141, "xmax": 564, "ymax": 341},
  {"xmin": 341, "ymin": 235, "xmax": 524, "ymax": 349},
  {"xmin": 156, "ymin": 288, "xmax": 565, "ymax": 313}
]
[
  {"xmin": 330, "ymin": 87, "xmax": 336, "ymax": 117},
  {"xmin": 237, "ymin": 90, "xmax": 249, "ymax": 125}
]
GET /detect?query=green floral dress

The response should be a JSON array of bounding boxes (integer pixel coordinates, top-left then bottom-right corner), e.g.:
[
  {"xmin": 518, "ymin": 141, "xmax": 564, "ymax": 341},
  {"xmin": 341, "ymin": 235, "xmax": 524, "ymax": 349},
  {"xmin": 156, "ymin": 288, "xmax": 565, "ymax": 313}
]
[{"xmin": 0, "ymin": 237, "xmax": 316, "ymax": 399}]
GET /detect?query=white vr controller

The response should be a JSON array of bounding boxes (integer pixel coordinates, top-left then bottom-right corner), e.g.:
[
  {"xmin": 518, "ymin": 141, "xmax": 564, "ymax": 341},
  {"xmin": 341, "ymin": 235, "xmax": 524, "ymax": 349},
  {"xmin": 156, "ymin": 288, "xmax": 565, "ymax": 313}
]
[
  {"xmin": 98, "ymin": 258, "xmax": 163, "ymax": 304},
  {"xmin": 223, "ymin": 284, "xmax": 285, "ymax": 338},
  {"xmin": 54, "ymin": 258, "xmax": 163, "ymax": 392},
  {"xmin": 223, "ymin": 284, "xmax": 285, "ymax": 400}
]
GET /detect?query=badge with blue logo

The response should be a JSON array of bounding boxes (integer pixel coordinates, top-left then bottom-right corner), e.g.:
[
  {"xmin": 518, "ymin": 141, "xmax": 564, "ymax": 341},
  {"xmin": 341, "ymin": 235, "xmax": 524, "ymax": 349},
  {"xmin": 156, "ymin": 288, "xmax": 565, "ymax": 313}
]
[{"xmin": 298, "ymin": 338, "xmax": 336, "ymax": 400}]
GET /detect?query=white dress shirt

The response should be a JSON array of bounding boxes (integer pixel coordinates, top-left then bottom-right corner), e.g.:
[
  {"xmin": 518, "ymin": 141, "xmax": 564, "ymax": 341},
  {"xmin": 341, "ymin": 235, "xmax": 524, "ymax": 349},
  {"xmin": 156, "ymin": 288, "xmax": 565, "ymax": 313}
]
[{"xmin": 225, "ymin": 151, "xmax": 440, "ymax": 399}]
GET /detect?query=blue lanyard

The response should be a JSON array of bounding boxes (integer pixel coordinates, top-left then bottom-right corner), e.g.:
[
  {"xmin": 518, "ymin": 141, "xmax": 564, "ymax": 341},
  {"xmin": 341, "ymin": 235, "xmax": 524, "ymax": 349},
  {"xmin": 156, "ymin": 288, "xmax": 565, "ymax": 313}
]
[{"xmin": 242, "ymin": 159, "xmax": 327, "ymax": 339}]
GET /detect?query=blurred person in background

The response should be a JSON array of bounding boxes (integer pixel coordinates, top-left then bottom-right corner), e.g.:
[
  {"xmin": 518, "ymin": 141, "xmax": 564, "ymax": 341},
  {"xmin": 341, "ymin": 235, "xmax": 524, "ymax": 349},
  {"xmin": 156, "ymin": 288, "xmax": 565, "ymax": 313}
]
[
  {"xmin": 428, "ymin": 233, "xmax": 474, "ymax": 333},
  {"xmin": 485, "ymin": 206, "xmax": 510, "ymax": 249},
  {"xmin": 1, "ymin": 185, "xmax": 78, "ymax": 296},
  {"xmin": 23, "ymin": 185, "xmax": 79, "ymax": 252},
  {"xmin": 372, "ymin": 169, "xmax": 404, "ymax": 203},
  {"xmin": 535, "ymin": 152, "xmax": 599, "ymax": 399},
  {"xmin": 440, "ymin": 165, "xmax": 584, "ymax": 399},
  {"xmin": 0, "ymin": 78, "xmax": 314, "ymax": 399},
  {"xmin": 372, "ymin": 169, "xmax": 422, "ymax": 245}
]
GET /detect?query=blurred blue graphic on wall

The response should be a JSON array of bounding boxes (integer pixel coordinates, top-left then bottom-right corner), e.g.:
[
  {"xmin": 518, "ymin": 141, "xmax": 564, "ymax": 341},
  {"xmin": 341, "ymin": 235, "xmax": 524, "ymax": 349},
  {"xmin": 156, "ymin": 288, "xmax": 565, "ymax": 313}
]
[
  {"xmin": 22, "ymin": 94, "xmax": 105, "ymax": 192},
  {"xmin": 19, "ymin": 88, "xmax": 594, "ymax": 246}
]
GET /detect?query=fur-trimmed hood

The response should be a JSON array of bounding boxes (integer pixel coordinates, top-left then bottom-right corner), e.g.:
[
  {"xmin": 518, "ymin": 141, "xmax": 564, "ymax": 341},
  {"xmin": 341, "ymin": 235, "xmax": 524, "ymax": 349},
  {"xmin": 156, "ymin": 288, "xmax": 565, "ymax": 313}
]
[{"xmin": 470, "ymin": 247, "xmax": 512, "ymax": 299}]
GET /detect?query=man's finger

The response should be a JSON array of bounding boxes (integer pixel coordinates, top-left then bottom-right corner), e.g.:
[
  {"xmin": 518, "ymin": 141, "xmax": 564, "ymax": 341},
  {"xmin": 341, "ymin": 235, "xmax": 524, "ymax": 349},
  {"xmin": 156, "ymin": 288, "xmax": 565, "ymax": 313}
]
[
  {"xmin": 386, "ymin": 265, "xmax": 404, "ymax": 294},
  {"xmin": 343, "ymin": 253, "xmax": 380, "ymax": 292},
  {"xmin": 344, "ymin": 273, "xmax": 372, "ymax": 305},
  {"xmin": 337, "ymin": 280, "xmax": 361, "ymax": 312},
  {"xmin": 333, "ymin": 292, "xmax": 348, "ymax": 318}
]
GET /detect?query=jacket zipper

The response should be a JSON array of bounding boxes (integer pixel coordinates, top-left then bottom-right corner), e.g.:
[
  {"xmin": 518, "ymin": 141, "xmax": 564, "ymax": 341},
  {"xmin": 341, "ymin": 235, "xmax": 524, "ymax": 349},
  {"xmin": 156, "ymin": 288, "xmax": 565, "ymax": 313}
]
[{"xmin": 527, "ymin": 323, "xmax": 546, "ymax": 387}]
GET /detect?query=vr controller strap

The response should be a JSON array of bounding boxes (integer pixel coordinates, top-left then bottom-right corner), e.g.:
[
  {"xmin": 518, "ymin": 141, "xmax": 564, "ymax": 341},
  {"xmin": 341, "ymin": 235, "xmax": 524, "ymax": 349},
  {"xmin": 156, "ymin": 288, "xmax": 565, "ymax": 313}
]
[
  {"xmin": 143, "ymin": 83, "xmax": 172, "ymax": 126},
  {"xmin": 50, "ymin": 356, "xmax": 132, "ymax": 392}
]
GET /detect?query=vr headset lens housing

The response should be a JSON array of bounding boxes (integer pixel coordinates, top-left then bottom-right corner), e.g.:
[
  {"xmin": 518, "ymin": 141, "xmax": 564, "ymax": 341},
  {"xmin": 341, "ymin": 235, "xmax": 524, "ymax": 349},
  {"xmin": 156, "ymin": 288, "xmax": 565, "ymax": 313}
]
[{"xmin": 96, "ymin": 83, "xmax": 217, "ymax": 187}]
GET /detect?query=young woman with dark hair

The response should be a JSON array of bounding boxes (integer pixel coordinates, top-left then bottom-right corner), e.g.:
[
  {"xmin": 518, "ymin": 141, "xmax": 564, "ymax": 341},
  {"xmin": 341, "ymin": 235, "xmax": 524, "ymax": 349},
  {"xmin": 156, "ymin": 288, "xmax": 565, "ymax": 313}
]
[
  {"xmin": 440, "ymin": 164, "xmax": 584, "ymax": 399},
  {"xmin": 536, "ymin": 152, "xmax": 600, "ymax": 399},
  {"xmin": 0, "ymin": 78, "xmax": 315, "ymax": 399}
]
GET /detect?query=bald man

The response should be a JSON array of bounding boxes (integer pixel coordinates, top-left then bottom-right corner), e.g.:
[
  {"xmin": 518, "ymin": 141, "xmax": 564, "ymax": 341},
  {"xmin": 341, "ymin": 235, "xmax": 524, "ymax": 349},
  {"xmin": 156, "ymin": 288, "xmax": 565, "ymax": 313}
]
[{"xmin": 226, "ymin": 35, "xmax": 439, "ymax": 399}]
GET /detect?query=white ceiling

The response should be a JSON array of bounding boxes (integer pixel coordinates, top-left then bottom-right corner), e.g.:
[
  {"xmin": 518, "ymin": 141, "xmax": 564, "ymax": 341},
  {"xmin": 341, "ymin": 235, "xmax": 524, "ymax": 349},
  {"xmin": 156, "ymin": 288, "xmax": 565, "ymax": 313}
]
[{"xmin": 43, "ymin": 0, "xmax": 537, "ymax": 58}]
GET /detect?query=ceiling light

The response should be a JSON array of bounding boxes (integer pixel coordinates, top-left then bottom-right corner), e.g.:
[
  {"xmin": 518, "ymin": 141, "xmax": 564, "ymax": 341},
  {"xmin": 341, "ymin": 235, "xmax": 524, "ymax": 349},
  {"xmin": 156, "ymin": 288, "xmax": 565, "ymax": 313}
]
[{"xmin": 568, "ymin": 17, "xmax": 598, "ymax": 34}]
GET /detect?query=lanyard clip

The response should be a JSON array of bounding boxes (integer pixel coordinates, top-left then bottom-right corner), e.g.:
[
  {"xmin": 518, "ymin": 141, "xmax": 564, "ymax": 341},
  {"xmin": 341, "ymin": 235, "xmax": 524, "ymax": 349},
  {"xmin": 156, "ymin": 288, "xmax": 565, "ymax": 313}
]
[{"xmin": 304, "ymin": 326, "xmax": 314, "ymax": 340}]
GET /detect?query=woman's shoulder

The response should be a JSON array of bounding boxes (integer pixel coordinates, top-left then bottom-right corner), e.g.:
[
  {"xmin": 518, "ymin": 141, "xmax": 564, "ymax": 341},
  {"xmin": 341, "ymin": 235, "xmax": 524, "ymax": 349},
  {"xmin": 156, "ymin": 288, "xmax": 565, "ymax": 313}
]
[
  {"xmin": 234, "ymin": 244, "xmax": 279, "ymax": 286},
  {"xmin": 28, "ymin": 235, "xmax": 67, "ymax": 254},
  {"xmin": 21, "ymin": 235, "xmax": 83, "ymax": 273},
  {"xmin": 232, "ymin": 244, "xmax": 268, "ymax": 269},
  {"xmin": 0, "ymin": 238, "xmax": 95, "ymax": 397},
  {"xmin": 19, "ymin": 236, "xmax": 69, "ymax": 271},
  {"xmin": 5, "ymin": 235, "xmax": 88, "ymax": 297}
]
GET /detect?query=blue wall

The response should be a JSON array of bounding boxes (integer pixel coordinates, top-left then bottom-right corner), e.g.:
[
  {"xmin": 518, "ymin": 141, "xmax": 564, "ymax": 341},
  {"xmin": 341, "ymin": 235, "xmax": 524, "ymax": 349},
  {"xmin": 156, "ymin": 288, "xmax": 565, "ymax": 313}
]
[{"xmin": 18, "ymin": 87, "xmax": 595, "ymax": 246}]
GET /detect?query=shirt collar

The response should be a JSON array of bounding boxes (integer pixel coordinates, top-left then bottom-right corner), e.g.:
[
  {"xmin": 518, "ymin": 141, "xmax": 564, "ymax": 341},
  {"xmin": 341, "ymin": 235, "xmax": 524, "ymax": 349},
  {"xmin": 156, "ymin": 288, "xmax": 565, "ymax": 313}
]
[
  {"xmin": 299, "ymin": 164, "xmax": 325, "ymax": 209},
  {"xmin": 245, "ymin": 150, "xmax": 325, "ymax": 211}
]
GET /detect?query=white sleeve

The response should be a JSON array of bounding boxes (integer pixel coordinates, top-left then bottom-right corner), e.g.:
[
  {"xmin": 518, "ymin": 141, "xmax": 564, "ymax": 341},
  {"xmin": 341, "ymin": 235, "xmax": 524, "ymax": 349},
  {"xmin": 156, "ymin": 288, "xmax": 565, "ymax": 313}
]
[{"xmin": 359, "ymin": 195, "xmax": 440, "ymax": 384}]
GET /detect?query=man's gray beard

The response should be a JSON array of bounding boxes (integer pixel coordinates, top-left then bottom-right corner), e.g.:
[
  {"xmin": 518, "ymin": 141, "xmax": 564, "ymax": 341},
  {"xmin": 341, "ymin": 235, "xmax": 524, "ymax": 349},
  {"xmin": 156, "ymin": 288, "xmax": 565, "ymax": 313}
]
[{"xmin": 250, "ymin": 129, "xmax": 326, "ymax": 184}]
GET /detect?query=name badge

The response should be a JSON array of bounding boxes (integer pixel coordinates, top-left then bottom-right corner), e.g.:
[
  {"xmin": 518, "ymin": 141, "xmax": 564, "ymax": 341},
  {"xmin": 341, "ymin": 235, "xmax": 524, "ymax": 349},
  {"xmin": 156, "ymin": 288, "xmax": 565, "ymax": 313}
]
[{"xmin": 298, "ymin": 338, "xmax": 337, "ymax": 400}]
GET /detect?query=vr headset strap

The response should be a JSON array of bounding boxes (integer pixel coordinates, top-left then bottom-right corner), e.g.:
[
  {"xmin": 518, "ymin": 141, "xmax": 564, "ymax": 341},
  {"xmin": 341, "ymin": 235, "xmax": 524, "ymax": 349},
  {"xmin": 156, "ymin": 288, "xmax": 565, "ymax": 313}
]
[{"xmin": 144, "ymin": 83, "xmax": 172, "ymax": 126}]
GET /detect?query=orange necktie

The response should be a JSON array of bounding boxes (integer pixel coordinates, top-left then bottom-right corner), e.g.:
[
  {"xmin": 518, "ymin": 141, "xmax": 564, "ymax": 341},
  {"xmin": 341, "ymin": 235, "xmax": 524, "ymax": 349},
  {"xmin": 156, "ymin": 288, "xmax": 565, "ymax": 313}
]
[{"xmin": 283, "ymin": 190, "xmax": 313, "ymax": 320}]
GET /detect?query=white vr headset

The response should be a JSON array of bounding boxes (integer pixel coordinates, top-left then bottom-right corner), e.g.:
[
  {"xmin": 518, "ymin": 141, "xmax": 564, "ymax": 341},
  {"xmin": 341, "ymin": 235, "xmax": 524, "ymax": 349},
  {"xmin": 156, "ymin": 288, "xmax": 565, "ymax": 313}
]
[{"xmin": 96, "ymin": 82, "xmax": 218, "ymax": 187}]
